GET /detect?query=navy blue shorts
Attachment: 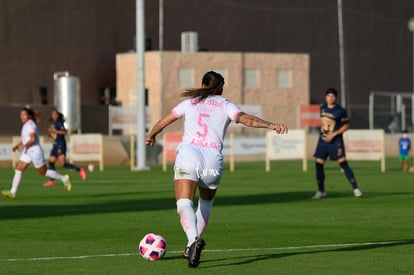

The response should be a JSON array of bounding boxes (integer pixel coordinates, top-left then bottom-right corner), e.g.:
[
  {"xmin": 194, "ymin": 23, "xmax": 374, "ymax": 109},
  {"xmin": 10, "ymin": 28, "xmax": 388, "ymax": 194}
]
[
  {"xmin": 313, "ymin": 138, "xmax": 346, "ymax": 161},
  {"xmin": 50, "ymin": 143, "xmax": 67, "ymax": 157}
]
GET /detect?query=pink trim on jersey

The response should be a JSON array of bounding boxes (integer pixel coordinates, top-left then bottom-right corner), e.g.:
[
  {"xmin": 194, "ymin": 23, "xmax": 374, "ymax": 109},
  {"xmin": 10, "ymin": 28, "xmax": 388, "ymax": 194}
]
[
  {"xmin": 232, "ymin": 111, "xmax": 242, "ymax": 123},
  {"xmin": 172, "ymin": 109, "xmax": 181, "ymax": 118}
]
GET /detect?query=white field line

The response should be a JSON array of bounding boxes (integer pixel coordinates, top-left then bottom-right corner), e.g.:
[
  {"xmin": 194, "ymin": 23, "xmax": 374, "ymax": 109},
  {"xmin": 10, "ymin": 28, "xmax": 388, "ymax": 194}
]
[{"xmin": 0, "ymin": 240, "xmax": 408, "ymax": 262}]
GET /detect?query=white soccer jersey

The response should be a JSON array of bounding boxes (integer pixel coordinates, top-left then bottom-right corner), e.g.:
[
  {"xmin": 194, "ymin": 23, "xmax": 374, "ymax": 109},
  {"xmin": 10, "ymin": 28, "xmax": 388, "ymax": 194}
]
[
  {"xmin": 172, "ymin": 95, "xmax": 242, "ymax": 151},
  {"xmin": 21, "ymin": 119, "xmax": 40, "ymax": 148},
  {"xmin": 19, "ymin": 119, "xmax": 45, "ymax": 167}
]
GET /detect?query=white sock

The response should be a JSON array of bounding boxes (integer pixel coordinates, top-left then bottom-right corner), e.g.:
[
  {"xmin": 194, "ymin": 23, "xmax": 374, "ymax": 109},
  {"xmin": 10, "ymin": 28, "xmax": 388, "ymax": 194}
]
[
  {"xmin": 11, "ymin": 170, "xmax": 22, "ymax": 195},
  {"xmin": 196, "ymin": 198, "xmax": 214, "ymax": 238},
  {"xmin": 176, "ymin": 198, "xmax": 198, "ymax": 247},
  {"xmin": 46, "ymin": 169, "xmax": 64, "ymax": 182}
]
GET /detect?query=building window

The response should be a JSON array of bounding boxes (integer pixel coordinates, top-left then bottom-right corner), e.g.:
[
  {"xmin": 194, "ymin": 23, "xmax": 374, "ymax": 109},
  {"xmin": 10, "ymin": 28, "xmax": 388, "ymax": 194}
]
[
  {"xmin": 244, "ymin": 69, "xmax": 259, "ymax": 88},
  {"xmin": 277, "ymin": 69, "xmax": 292, "ymax": 89},
  {"xmin": 178, "ymin": 68, "xmax": 193, "ymax": 87}
]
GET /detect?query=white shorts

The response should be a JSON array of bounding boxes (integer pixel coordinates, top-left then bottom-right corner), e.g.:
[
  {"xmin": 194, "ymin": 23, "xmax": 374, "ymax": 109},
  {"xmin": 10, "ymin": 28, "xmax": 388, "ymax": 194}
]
[
  {"xmin": 19, "ymin": 145, "xmax": 46, "ymax": 168},
  {"xmin": 174, "ymin": 143, "xmax": 223, "ymax": 190}
]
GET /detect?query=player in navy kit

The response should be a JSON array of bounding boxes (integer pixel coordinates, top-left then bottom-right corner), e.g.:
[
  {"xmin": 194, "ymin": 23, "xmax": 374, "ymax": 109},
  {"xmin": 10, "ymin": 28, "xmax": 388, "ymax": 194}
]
[
  {"xmin": 43, "ymin": 108, "xmax": 86, "ymax": 187},
  {"xmin": 312, "ymin": 88, "xmax": 362, "ymax": 199}
]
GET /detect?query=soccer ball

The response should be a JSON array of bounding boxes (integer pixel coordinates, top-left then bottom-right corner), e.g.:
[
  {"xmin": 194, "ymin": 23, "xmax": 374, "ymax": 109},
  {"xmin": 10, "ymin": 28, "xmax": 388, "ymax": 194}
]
[
  {"xmin": 88, "ymin": 164, "xmax": 94, "ymax": 172},
  {"xmin": 139, "ymin": 233, "xmax": 167, "ymax": 261}
]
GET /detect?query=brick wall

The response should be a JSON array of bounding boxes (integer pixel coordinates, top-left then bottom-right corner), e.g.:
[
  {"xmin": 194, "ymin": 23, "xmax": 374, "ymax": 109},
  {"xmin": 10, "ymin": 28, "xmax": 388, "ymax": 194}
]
[{"xmin": 116, "ymin": 51, "xmax": 310, "ymax": 132}]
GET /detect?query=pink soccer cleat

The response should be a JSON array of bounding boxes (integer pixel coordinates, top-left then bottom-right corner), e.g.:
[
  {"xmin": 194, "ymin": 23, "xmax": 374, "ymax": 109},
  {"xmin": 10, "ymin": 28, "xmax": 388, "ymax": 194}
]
[
  {"xmin": 79, "ymin": 168, "xmax": 87, "ymax": 180},
  {"xmin": 43, "ymin": 180, "xmax": 56, "ymax": 187}
]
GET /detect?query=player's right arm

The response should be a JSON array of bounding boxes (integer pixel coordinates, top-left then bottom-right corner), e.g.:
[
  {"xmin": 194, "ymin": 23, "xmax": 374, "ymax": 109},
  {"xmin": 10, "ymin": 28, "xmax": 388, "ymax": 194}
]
[
  {"xmin": 48, "ymin": 127, "xmax": 66, "ymax": 139},
  {"xmin": 236, "ymin": 112, "xmax": 288, "ymax": 134},
  {"xmin": 322, "ymin": 123, "xmax": 349, "ymax": 143},
  {"xmin": 12, "ymin": 141, "xmax": 23, "ymax": 152},
  {"xmin": 145, "ymin": 112, "xmax": 178, "ymax": 146}
]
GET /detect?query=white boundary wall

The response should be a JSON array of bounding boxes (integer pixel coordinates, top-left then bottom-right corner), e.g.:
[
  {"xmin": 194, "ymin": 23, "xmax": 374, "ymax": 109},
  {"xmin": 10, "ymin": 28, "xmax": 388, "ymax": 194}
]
[
  {"xmin": 266, "ymin": 129, "xmax": 307, "ymax": 172},
  {"xmin": 0, "ymin": 142, "xmax": 14, "ymax": 161},
  {"xmin": 69, "ymin": 134, "xmax": 104, "ymax": 171},
  {"xmin": 108, "ymin": 106, "xmax": 151, "ymax": 135},
  {"xmin": 0, "ymin": 130, "xmax": 387, "ymax": 173},
  {"xmin": 223, "ymin": 133, "xmax": 267, "ymax": 172},
  {"xmin": 343, "ymin": 129, "xmax": 385, "ymax": 172},
  {"xmin": 161, "ymin": 132, "xmax": 268, "ymax": 172}
]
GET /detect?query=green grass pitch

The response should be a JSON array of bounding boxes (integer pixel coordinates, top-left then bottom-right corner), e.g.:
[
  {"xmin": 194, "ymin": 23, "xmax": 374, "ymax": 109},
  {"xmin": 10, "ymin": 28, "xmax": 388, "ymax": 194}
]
[{"xmin": 0, "ymin": 160, "xmax": 413, "ymax": 274}]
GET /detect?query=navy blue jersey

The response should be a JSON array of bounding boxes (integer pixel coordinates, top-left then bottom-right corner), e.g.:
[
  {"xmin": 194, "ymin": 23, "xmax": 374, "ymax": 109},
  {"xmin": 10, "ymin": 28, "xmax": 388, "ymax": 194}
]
[
  {"xmin": 319, "ymin": 103, "xmax": 349, "ymax": 143},
  {"xmin": 52, "ymin": 119, "xmax": 66, "ymax": 145}
]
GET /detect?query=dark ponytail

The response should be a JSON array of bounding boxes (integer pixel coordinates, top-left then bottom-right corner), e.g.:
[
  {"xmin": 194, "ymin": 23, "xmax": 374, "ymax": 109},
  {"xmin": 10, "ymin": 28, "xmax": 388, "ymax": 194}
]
[{"xmin": 181, "ymin": 71, "xmax": 225, "ymax": 102}]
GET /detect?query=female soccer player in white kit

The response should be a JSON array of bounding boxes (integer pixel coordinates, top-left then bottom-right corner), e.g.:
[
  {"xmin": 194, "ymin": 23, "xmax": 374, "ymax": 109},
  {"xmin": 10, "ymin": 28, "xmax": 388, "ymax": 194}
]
[
  {"xmin": 1, "ymin": 108, "xmax": 72, "ymax": 200},
  {"xmin": 145, "ymin": 71, "xmax": 288, "ymax": 268}
]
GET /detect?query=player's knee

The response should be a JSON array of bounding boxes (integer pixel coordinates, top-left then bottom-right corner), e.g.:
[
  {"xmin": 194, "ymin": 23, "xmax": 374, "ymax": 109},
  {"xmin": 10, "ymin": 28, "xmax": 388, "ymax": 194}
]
[
  {"xmin": 57, "ymin": 158, "xmax": 66, "ymax": 166},
  {"xmin": 37, "ymin": 166, "xmax": 47, "ymax": 176},
  {"xmin": 339, "ymin": 161, "xmax": 349, "ymax": 169},
  {"xmin": 315, "ymin": 158, "xmax": 325, "ymax": 165},
  {"xmin": 199, "ymin": 188, "xmax": 216, "ymax": 201},
  {"xmin": 176, "ymin": 198, "xmax": 193, "ymax": 215}
]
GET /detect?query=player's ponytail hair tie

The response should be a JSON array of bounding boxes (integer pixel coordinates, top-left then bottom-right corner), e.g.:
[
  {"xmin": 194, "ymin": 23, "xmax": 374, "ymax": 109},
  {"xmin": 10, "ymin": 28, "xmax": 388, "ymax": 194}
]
[{"xmin": 181, "ymin": 71, "xmax": 225, "ymax": 103}]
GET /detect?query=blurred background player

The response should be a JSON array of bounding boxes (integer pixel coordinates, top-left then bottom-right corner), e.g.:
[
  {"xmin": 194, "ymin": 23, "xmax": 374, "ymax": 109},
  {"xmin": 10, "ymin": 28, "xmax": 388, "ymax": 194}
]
[
  {"xmin": 1, "ymin": 107, "xmax": 72, "ymax": 200},
  {"xmin": 43, "ymin": 108, "xmax": 86, "ymax": 187},
  {"xmin": 312, "ymin": 88, "xmax": 363, "ymax": 199},
  {"xmin": 399, "ymin": 130, "xmax": 411, "ymax": 171},
  {"xmin": 145, "ymin": 71, "xmax": 288, "ymax": 268}
]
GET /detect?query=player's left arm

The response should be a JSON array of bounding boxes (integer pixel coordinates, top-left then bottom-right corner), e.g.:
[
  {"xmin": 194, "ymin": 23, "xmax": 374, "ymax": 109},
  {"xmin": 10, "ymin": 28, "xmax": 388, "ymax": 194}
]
[
  {"xmin": 145, "ymin": 112, "xmax": 178, "ymax": 146},
  {"xmin": 236, "ymin": 112, "xmax": 288, "ymax": 134}
]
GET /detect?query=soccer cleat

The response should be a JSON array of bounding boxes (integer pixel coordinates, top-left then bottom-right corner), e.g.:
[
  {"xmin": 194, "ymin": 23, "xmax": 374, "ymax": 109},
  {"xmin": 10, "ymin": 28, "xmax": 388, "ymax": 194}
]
[
  {"xmin": 63, "ymin": 175, "xmax": 72, "ymax": 191},
  {"xmin": 1, "ymin": 190, "xmax": 16, "ymax": 200},
  {"xmin": 187, "ymin": 238, "xmax": 205, "ymax": 268},
  {"xmin": 353, "ymin": 188, "xmax": 363, "ymax": 197},
  {"xmin": 42, "ymin": 180, "xmax": 56, "ymax": 187},
  {"xmin": 312, "ymin": 191, "xmax": 327, "ymax": 199},
  {"xmin": 79, "ymin": 168, "xmax": 87, "ymax": 181},
  {"xmin": 183, "ymin": 247, "xmax": 190, "ymax": 259}
]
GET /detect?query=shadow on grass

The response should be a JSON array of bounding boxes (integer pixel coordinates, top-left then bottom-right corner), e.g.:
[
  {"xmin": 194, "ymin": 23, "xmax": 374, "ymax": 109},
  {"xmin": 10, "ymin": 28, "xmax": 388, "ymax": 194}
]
[
  {"xmin": 200, "ymin": 239, "xmax": 414, "ymax": 268},
  {"xmin": 0, "ymin": 191, "xmax": 345, "ymax": 220},
  {"xmin": 0, "ymin": 189, "xmax": 405, "ymax": 220}
]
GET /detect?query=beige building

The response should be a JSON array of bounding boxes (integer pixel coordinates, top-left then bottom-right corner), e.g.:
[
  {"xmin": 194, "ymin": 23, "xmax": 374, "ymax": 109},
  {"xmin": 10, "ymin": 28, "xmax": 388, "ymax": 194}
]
[{"xmin": 116, "ymin": 51, "xmax": 310, "ymax": 133}]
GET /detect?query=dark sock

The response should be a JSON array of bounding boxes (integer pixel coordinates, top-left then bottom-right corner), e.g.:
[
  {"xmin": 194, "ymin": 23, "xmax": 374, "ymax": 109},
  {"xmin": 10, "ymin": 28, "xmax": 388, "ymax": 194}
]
[
  {"xmin": 64, "ymin": 163, "xmax": 80, "ymax": 172},
  {"xmin": 339, "ymin": 161, "xmax": 358, "ymax": 189},
  {"xmin": 49, "ymin": 162, "xmax": 56, "ymax": 170},
  {"xmin": 316, "ymin": 162, "xmax": 325, "ymax": 192}
]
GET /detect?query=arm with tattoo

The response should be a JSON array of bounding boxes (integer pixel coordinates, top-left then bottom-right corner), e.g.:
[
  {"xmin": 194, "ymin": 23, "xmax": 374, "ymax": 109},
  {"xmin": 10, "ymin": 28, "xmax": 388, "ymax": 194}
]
[{"xmin": 235, "ymin": 112, "xmax": 288, "ymax": 134}]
